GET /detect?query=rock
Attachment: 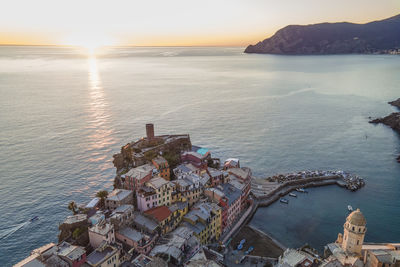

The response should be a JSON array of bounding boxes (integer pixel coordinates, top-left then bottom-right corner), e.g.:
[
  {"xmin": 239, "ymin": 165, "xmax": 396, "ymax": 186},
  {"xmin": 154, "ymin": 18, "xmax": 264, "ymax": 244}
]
[
  {"xmin": 244, "ymin": 14, "xmax": 400, "ymax": 55},
  {"xmin": 370, "ymin": 100, "xmax": 400, "ymax": 163},
  {"xmin": 389, "ymin": 98, "xmax": 400, "ymax": 109},
  {"xmin": 369, "ymin": 112, "xmax": 400, "ymax": 134}
]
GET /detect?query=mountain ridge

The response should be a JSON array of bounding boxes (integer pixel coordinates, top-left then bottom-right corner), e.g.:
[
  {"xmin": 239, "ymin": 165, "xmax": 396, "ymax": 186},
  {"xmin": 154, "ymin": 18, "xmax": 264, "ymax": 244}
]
[{"xmin": 245, "ymin": 14, "xmax": 400, "ymax": 55}]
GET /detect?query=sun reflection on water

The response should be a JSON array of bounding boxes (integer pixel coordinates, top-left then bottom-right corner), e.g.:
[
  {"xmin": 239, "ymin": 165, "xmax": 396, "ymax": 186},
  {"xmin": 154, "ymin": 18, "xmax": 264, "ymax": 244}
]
[{"xmin": 77, "ymin": 54, "xmax": 115, "ymax": 193}]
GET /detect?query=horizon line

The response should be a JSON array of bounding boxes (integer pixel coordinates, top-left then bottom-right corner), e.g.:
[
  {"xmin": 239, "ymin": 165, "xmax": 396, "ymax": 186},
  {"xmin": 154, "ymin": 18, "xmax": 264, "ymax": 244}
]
[{"xmin": 0, "ymin": 43, "xmax": 248, "ymax": 48}]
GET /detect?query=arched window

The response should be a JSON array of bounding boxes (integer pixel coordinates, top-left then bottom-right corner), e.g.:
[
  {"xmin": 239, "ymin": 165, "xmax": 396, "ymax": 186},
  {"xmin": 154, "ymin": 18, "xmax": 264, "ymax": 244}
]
[
  {"xmin": 357, "ymin": 240, "xmax": 359, "ymax": 245},
  {"xmin": 352, "ymin": 226, "xmax": 355, "ymax": 231}
]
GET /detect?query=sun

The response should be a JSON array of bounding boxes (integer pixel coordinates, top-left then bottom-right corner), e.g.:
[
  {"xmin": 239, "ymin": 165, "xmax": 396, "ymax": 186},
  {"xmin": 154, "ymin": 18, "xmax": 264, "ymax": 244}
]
[{"xmin": 63, "ymin": 33, "xmax": 115, "ymax": 53}]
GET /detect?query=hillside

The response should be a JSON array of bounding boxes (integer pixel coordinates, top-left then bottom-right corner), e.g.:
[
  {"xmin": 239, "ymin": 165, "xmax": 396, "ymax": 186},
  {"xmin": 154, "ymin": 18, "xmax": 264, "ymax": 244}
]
[{"xmin": 245, "ymin": 14, "xmax": 400, "ymax": 54}]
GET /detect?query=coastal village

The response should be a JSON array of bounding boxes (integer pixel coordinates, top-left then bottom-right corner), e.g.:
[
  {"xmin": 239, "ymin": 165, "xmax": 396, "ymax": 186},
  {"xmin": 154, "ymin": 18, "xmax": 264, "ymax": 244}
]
[{"xmin": 15, "ymin": 125, "xmax": 399, "ymax": 267}]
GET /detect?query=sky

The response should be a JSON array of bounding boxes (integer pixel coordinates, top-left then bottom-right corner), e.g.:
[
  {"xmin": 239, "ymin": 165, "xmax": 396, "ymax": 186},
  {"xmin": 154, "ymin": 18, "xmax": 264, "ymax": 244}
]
[{"xmin": 1, "ymin": 0, "xmax": 399, "ymax": 47}]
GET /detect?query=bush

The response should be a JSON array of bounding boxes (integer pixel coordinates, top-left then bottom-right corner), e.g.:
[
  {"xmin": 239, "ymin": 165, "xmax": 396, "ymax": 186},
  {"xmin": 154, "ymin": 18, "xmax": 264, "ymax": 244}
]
[{"xmin": 72, "ymin": 227, "xmax": 84, "ymax": 239}]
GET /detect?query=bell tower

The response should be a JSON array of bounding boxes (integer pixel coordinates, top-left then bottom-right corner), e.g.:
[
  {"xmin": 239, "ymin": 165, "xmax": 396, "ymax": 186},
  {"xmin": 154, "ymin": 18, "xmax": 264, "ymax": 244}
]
[{"xmin": 341, "ymin": 209, "xmax": 367, "ymax": 256}]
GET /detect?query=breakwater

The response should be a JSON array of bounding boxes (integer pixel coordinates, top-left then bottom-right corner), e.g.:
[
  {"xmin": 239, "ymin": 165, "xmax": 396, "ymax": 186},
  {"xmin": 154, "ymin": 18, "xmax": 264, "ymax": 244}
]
[
  {"xmin": 255, "ymin": 175, "xmax": 344, "ymax": 207},
  {"xmin": 224, "ymin": 172, "xmax": 365, "ymax": 247}
]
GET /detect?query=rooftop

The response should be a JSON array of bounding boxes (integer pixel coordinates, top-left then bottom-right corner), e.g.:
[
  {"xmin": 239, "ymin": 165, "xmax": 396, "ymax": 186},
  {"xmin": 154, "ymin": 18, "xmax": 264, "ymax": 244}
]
[
  {"xmin": 85, "ymin": 197, "xmax": 100, "ymax": 209},
  {"xmin": 228, "ymin": 176, "xmax": 245, "ymax": 190},
  {"xmin": 112, "ymin": 204, "xmax": 134, "ymax": 215},
  {"xmin": 126, "ymin": 164, "xmax": 154, "ymax": 180},
  {"xmin": 196, "ymin": 148, "xmax": 209, "ymax": 156},
  {"xmin": 145, "ymin": 206, "xmax": 172, "ymax": 222},
  {"xmin": 347, "ymin": 208, "xmax": 367, "ymax": 226},
  {"xmin": 219, "ymin": 183, "xmax": 241, "ymax": 205},
  {"xmin": 137, "ymin": 186, "xmax": 157, "ymax": 196},
  {"xmin": 130, "ymin": 254, "xmax": 154, "ymax": 267},
  {"xmin": 63, "ymin": 214, "xmax": 87, "ymax": 225},
  {"xmin": 152, "ymin": 156, "xmax": 168, "ymax": 166},
  {"xmin": 147, "ymin": 177, "xmax": 169, "ymax": 189},
  {"xmin": 224, "ymin": 158, "xmax": 239, "ymax": 167},
  {"xmin": 57, "ymin": 241, "xmax": 86, "ymax": 261},
  {"xmin": 118, "ymin": 227, "xmax": 143, "ymax": 242},
  {"xmin": 184, "ymin": 221, "xmax": 206, "ymax": 235},
  {"xmin": 174, "ymin": 164, "xmax": 193, "ymax": 174},
  {"xmin": 150, "ymin": 226, "xmax": 196, "ymax": 260},
  {"xmin": 208, "ymin": 168, "xmax": 223, "ymax": 177},
  {"xmin": 182, "ymin": 151, "xmax": 205, "ymax": 159},
  {"xmin": 228, "ymin": 167, "xmax": 251, "ymax": 180},
  {"xmin": 89, "ymin": 222, "xmax": 113, "ymax": 236},
  {"xmin": 133, "ymin": 212, "xmax": 159, "ymax": 232},
  {"xmin": 87, "ymin": 243, "xmax": 118, "ymax": 265},
  {"xmin": 107, "ymin": 189, "xmax": 132, "ymax": 202}
]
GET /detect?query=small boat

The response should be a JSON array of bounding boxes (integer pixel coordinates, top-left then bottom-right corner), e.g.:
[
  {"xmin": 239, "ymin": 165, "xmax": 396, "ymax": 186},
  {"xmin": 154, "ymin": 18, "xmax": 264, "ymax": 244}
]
[
  {"xmin": 30, "ymin": 216, "xmax": 39, "ymax": 222},
  {"xmin": 348, "ymin": 205, "xmax": 353, "ymax": 212},
  {"xmin": 296, "ymin": 188, "xmax": 305, "ymax": 193},
  {"xmin": 240, "ymin": 239, "xmax": 246, "ymax": 245},
  {"xmin": 280, "ymin": 198, "xmax": 289, "ymax": 204},
  {"xmin": 237, "ymin": 243, "xmax": 243, "ymax": 250},
  {"xmin": 289, "ymin": 193, "xmax": 297, "ymax": 197},
  {"xmin": 245, "ymin": 246, "xmax": 254, "ymax": 255}
]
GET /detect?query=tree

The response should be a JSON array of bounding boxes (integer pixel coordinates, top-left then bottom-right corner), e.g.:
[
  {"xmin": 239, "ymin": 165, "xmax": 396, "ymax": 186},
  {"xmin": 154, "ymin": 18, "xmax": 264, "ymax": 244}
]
[
  {"xmin": 72, "ymin": 227, "xmax": 83, "ymax": 239},
  {"xmin": 68, "ymin": 201, "xmax": 78, "ymax": 215},
  {"xmin": 96, "ymin": 190, "xmax": 108, "ymax": 208}
]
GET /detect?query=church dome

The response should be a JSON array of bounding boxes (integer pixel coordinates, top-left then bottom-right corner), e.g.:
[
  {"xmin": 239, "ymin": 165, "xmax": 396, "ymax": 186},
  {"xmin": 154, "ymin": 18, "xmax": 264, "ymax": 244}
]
[{"xmin": 346, "ymin": 208, "xmax": 366, "ymax": 226}]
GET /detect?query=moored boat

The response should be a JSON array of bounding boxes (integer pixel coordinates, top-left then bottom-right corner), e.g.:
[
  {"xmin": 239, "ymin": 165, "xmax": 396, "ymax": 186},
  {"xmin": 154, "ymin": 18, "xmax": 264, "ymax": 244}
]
[
  {"xmin": 280, "ymin": 198, "xmax": 289, "ymax": 204},
  {"xmin": 289, "ymin": 193, "xmax": 297, "ymax": 197},
  {"xmin": 348, "ymin": 205, "xmax": 353, "ymax": 212}
]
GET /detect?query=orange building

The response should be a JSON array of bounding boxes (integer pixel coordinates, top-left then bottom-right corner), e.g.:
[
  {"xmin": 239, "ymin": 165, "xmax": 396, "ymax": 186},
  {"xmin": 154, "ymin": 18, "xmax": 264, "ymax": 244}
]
[{"xmin": 152, "ymin": 156, "xmax": 170, "ymax": 180}]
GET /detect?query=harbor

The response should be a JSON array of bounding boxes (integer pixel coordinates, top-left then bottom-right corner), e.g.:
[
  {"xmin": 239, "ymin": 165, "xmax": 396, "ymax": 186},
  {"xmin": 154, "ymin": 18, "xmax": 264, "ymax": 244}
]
[{"xmin": 220, "ymin": 169, "xmax": 365, "ymax": 262}]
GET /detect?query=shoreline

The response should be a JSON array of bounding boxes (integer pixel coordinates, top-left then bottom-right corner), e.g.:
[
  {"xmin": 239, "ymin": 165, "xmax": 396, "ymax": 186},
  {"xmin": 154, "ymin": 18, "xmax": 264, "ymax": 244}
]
[
  {"xmin": 225, "ymin": 173, "xmax": 364, "ymax": 257},
  {"xmin": 247, "ymin": 224, "xmax": 286, "ymax": 251}
]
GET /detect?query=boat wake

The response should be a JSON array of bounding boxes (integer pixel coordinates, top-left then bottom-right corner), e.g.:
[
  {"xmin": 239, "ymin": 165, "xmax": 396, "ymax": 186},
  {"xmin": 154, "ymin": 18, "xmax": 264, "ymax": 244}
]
[{"xmin": 0, "ymin": 221, "xmax": 30, "ymax": 240}]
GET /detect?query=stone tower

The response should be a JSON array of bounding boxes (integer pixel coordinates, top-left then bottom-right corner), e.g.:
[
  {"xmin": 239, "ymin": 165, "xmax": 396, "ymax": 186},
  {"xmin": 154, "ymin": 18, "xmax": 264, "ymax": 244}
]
[
  {"xmin": 341, "ymin": 208, "xmax": 367, "ymax": 256},
  {"xmin": 146, "ymin": 123, "xmax": 155, "ymax": 141}
]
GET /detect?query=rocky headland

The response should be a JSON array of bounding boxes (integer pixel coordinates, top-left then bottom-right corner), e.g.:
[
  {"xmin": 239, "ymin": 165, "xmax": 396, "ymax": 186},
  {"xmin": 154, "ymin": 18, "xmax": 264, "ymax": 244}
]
[
  {"xmin": 370, "ymin": 98, "xmax": 400, "ymax": 162},
  {"xmin": 245, "ymin": 14, "xmax": 400, "ymax": 55}
]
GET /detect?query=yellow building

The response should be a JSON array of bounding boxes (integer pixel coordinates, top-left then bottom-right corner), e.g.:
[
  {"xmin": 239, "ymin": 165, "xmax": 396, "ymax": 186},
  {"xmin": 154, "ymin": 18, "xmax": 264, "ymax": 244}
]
[
  {"xmin": 168, "ymin": 201, "xmax": 189, "ymax": 230},
  {"xmin": 144, "ymin": 205, "xmax": 173, "ymax": 235},
  {"xmin": 183, "ymin": 202, "xmax": 221, "ymax": 244},
  {"xmin": 147, "ymin": 177, "xmax": 171, "ymax": 207},
  {"xmin": 173, "ymin": 177, "xmax": 203, "ymax": 207}
]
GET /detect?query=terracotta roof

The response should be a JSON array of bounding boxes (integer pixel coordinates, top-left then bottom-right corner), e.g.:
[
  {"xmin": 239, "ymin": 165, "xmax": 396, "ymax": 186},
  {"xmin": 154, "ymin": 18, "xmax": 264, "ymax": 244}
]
[{"xmin": 144, "ymin": 206, "xmax": 171, "ymax": 222}]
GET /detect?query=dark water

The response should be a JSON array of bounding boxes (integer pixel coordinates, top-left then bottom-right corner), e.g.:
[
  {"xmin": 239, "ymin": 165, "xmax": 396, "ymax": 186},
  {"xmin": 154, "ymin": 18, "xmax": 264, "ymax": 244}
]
[{"xmin": 0, "ymin": 46, "xmax": 399, "ymax": 265}]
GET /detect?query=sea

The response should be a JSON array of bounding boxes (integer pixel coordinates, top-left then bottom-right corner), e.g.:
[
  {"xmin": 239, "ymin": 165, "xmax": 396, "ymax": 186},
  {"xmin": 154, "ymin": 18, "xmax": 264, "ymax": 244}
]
[{"xmin": 0, "ymin": 46, "xmax": 399, "ymax": 266}]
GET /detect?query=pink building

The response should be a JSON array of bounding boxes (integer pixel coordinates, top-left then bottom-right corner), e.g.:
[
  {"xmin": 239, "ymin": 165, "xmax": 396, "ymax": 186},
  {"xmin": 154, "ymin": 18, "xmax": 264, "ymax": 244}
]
[
  {"xmin": 123, "ymin": 164, "xmax": 154, "ymax": 191},
  {"xmin": 228, "ymin": 167, "xmax": 252, "ymax": 210},
  {"xmin": 136, "ymin": 186, "xmax": 159, "ymax": 212},
  {"xmin": 205, "ymin": 183, "xmax": 241, "ymax": 231}
]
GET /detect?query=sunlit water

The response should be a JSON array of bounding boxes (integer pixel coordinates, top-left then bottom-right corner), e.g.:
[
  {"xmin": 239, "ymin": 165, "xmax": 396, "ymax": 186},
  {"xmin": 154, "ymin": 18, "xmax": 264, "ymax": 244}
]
[{"xmin": 0, "ymin": 46, "xmax": 399, "ymax": 265}]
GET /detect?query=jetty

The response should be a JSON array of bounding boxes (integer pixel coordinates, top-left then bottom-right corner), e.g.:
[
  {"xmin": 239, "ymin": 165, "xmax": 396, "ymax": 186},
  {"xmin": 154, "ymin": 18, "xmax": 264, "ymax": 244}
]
[
  {"xmin": 251, "ymin": 170, "xmax": 364, "ymax": 206},
  {"xmin": 222, "ymin": 170, "xmax": 365, "ymax": 246}
]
